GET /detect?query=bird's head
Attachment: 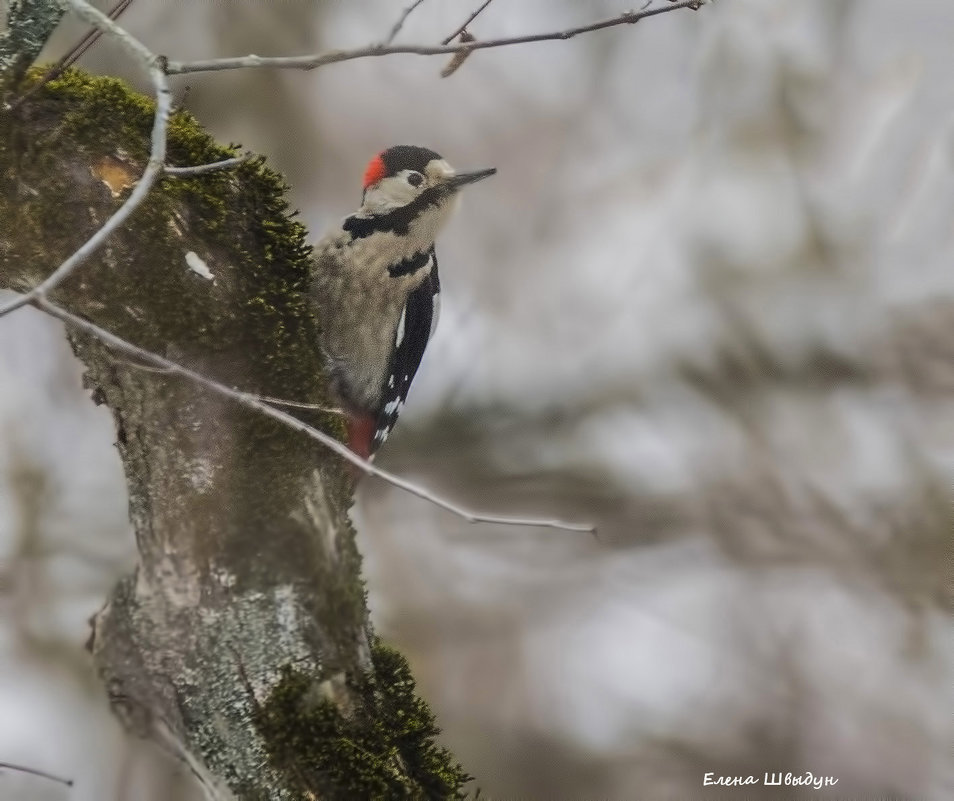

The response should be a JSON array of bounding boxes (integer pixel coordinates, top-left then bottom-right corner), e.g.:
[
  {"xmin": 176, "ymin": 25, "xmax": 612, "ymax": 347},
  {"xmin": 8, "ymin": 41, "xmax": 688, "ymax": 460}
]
[{"xmin": 356, "ymin": 145, "xmax": 495, "ymax": 244}]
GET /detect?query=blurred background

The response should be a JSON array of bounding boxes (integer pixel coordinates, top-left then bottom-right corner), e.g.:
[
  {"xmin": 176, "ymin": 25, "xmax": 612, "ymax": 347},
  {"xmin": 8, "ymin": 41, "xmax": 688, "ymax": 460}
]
[{"xmin": 1, "ymin": 0, "xmax": 953, "ymax": 798}]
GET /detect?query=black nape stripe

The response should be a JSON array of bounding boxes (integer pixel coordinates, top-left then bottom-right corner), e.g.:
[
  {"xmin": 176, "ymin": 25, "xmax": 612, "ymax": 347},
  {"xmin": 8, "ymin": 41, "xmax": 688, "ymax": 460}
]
[{"xmin": 343, "ymin": 186, "xmax": 446, "ymax": 239}]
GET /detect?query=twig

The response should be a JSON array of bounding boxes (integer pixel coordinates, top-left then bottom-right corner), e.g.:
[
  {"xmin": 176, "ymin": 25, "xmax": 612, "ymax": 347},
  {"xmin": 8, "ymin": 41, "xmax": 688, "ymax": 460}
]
[
  {"xmin": 60, "ymin": 0, "xmax": 136, "ymax": 69},
  {"xmin": 34, "ymin": 297, "xmax": 596, "ymax": 535},
  {"xmin": 107, "ymin": 353, "xmax": 343, "ymax": 413},
  {"xmin": 438, "ymin": 0, "xmax": 492, "ymax": 79},
  {"xmin": 259, "ymin": 396, "xmax": 343, "ymax": 414},
  {"xmin": 0, "ymin": 762, "xmax": 73, "ymax": 787},
  {"xmin": 383, "ymin": 0, "xmax": 428, "ymax": 46},
  {"xmin": 164, "ymin": 154, "xmax": 252, "ymax": 176},
  {"xmin": 0, "ymin": 0, "xmax": 170, "ymax": 319},
  {"xmin": 64, "ymin": 0, "xmax": 155, "ymax": 64},
  {"xmin": 165, "ymin": 1, "xmax": 708, "ymax": 75},
  {"xmin": 441, "ymin": 0, "xmax": 496, "ymax": 46}
]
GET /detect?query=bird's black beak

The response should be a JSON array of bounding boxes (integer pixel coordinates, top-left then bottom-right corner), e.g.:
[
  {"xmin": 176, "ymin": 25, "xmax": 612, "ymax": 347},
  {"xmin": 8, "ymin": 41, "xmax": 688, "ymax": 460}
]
[{"xmin": 445, "ymin": 167, "xmax": 497, "ymax": 190}]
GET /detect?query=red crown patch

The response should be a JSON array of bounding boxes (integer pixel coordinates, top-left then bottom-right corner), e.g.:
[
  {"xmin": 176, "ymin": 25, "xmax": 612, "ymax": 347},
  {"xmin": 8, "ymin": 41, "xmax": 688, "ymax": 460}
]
[{"xmin": 362, "ymin": 154, "xmax": 388, "ymax": 189}]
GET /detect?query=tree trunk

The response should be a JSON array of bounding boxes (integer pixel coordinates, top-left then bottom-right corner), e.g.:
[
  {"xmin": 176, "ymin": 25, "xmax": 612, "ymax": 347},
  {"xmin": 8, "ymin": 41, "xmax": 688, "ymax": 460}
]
[{"xmin": 0, "ymin": 66, "xmax": 467, "ymax": 800}]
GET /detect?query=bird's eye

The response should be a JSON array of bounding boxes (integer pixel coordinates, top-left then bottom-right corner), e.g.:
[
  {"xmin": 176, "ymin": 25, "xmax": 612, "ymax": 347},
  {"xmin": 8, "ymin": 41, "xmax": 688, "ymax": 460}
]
[{"xmin": 406, "ymin": 172, "xmax": 424, "ymax": 187}]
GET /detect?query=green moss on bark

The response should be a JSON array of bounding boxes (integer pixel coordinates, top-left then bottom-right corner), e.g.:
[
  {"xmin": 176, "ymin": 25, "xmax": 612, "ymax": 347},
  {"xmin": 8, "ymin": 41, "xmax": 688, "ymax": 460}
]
[{"xmin": 254, "ymin": 639, "xmax": 471, "ymax": 800}]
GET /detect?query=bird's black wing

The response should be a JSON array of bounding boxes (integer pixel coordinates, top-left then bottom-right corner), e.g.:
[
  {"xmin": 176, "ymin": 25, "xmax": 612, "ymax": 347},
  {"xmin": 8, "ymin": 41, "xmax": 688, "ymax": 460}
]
[{"xmin": 372, "ymin": 248, "xmax": 440, "ymax": 452}]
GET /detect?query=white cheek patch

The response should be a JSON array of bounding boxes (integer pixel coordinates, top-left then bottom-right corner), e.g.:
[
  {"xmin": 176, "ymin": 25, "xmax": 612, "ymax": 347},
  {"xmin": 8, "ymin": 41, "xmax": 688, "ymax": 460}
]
[{"xmin": 366, "ymin": 175, "xmax": 417, "ymax": 211}]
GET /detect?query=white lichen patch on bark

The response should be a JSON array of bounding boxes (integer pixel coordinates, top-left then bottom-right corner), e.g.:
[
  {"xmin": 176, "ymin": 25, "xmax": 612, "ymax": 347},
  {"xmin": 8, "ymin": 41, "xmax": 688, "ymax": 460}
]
[
  {"xmin": 187, "ymin": 456, "xmax": 215, "ymax": 492},
  {"xmin": 317, "ymin": 670, "xmax": 354, "ymax": 718},
  {"xmin": 212, "ymin": 565, "xmax": 237, "ymax": 588},
  {"xmin": 135, "ymin": 553, "xmax": 203, "ymax": 607},
  {"xmin": 185, "ymin": 251, "xmax": 215, "ymax": 281},
  {"xmin": 297, "ymin": 469, "xmax": 341, "ymax": 560},
  {"xmin": 96, "ymin": 576, "xmax": 329, "ymax": 799}
]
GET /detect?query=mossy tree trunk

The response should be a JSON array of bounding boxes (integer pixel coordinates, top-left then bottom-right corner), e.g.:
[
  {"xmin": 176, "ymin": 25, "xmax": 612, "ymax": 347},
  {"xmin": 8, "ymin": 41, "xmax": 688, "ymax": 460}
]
[{"xmin": 0, "ymin": 68, "xmax": 468, "ymax": 800}]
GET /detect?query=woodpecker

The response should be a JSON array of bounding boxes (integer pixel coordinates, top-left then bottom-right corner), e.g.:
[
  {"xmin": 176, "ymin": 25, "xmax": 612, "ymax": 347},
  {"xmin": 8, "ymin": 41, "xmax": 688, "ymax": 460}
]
[{"xmin": 310, "ymin": 145, "xmax": 495, "ymax": 461}]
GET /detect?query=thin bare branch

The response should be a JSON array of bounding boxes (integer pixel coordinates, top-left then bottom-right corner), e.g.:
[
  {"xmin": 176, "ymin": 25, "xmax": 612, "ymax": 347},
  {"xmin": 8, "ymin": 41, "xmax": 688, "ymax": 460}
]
[
  {"xmin": 166, "ymin": 0, "xmax": 708, "ymax": 75},
  {"xmin": 384, "ymin": 0, "xmax": 429, "ymax": 46},
  {"xmin": 60, "ymin": 0, "xmax": 136, "ymax": 69},
  {"xmin": 108, "ymin": 353, "xmax": 344, "ymax": 413},
  {"xmin": 164, "ymin": 153, "xmax": 252, "ymax": 176},
  {"xmin": 0, "ymin": 0, "xmax": 170, "ymax": 319},
  {"xmin": 65, "ymin": 0, "xmax": 157, "ymax": 71},
  {"xmin": 441, "ymin": 0, "xmax": 496, "ymax": 46},
  {"xmin": 259, "ymin": 396, "xmax": 344, "ymax": 414},
  {"xmin": 34, "ymin": 298, "xmax": 596, "ymax": 535},
  {"xmin": 0, "ymin": 762, "xmax": 73, "ymax": 787}
]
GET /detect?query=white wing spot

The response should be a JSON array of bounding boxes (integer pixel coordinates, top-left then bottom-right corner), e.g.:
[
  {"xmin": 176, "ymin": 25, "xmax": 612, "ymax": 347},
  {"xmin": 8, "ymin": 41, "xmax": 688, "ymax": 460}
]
[
  {"xmin": 383, "ymin": 398, "xmax": 402, "ymax": 416},
  {"xmin": 430, "ymin": 290, "xmax": 441, "ymax": 340},
  {"xmin": 388, "ymin": 375, "xmax": 395, "ymax": 388},
  {"xmin": 395, "ymin": 306, "xmax": 407, "ymax": 348}
]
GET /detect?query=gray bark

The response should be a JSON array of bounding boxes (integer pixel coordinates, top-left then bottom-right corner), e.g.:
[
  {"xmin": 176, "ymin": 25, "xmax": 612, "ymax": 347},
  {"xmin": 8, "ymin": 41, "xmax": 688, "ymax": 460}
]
[{"xmin": 0, "ymin": 0, "xmax": 64, "ymax": 90}]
